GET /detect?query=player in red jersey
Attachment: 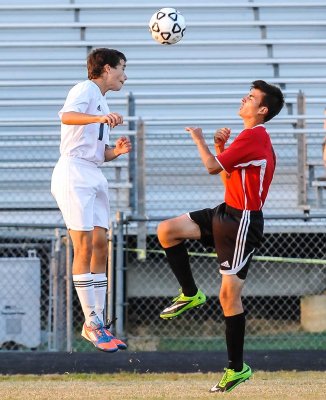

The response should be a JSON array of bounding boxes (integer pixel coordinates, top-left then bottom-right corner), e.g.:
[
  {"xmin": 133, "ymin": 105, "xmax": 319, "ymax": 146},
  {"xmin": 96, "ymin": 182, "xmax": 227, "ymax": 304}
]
[{"xmin": 157, "ymin": 80, "xmax": 284, "ymax": 393}]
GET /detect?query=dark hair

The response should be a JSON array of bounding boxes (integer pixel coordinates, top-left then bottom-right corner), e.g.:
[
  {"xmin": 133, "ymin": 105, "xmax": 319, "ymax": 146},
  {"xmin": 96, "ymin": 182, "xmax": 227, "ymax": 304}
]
[
  {"xmin": 251, "ymin": 80, "xmax": 285, "ymax": 122},
  {"xmin": 87, "ymin": 48, "xmax": 127, "ymax": 79}
]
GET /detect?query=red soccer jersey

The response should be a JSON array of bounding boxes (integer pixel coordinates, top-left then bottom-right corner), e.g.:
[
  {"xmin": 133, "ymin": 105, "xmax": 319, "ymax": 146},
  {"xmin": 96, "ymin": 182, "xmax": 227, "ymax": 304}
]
[{"xmin": 216, "ymin": 125, "xmax": 276, "ymax": 211}]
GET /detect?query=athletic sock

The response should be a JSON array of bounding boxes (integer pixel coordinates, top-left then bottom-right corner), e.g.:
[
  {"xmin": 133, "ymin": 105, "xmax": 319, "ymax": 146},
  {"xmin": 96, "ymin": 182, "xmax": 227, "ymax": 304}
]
[
  {"xmin": 164, "ymin": 242, "xmax": 198, "ymax": 297},
  {"xmin": 225, "ymin": 312, "xmax": 246, "ymax": 372},
  {"xmin": 73, "ymin": 273, "xmax": 99, "ymax": 326},
  {"xmin": 93, "ymin": 273, "xmax": 107, "ymax": 325}
]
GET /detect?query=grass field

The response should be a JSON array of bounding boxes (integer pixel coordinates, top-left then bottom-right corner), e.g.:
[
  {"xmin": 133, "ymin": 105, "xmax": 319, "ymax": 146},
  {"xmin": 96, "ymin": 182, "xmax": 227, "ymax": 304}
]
[{"xmin": 0, "ymin": 371, "xmax": 325, "ymax": 400}]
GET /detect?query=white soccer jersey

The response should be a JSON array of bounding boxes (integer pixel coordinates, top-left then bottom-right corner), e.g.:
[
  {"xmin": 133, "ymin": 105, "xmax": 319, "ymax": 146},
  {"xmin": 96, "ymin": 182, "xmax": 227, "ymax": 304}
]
[{"xmin": 58, "ymin": 80, "xmax": 110, "ymax": 166}]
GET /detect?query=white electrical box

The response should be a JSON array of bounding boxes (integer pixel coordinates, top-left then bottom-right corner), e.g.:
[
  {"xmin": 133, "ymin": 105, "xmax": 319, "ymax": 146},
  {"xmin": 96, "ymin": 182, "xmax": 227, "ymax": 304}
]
[{"xmin": 0, "ymin": 254, "xmax": 41, "ymax": 349}]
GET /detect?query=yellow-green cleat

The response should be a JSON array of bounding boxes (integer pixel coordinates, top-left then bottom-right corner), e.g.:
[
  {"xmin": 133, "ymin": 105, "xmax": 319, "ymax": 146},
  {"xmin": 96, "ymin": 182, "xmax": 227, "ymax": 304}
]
[
  {"xmin": 210, "ymin": 362, "xmax": 252, "ymax": 393},
  {"xmin": 160, "ymin": 289, "xmax": 206, "ymax": 319}
]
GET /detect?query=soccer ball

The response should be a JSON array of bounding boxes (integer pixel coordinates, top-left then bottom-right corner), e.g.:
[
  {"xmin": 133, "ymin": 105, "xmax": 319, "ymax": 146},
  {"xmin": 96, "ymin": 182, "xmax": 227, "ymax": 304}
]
[{"xmin": 149, "ymin": 7, "xmax": 186, "ymax": 45}]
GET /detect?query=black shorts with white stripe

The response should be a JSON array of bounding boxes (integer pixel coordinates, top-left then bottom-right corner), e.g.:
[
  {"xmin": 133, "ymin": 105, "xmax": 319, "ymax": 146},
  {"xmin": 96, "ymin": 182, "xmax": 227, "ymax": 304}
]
[{"xmin": 188, "ymin": 202, "xmax": 263, "ymax": 280}]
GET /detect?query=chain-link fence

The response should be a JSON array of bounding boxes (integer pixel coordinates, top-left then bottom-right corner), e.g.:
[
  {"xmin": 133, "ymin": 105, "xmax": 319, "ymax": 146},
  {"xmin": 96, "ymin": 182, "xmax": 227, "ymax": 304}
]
[
  {"xmin": 0, "ymin": 217, "xmax": 325, "ymax": 352},
  {"xmin": 0, "ymin": 226, "xmax": 55, "ymax": 351},
  {"xmin": 142, "ymin": 122, "xmax": 326, "ymax": 219},
  {"xmin": 122, "ymin": 216, "xmax": 326, "ymax": 352}
]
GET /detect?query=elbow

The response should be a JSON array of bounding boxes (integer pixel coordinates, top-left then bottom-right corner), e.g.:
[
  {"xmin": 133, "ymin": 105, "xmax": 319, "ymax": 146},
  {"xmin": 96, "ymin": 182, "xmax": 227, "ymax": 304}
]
[
  {"xmin": 206, "ymin": 161, "xmax": 221, "ymax": 175},
  {"xmin": 207, "ymin": 166, "xmax": 220, "ymax": 175},
  {"xmin": 61, "ymin": 114, "xmax": 69, "ymax": 125},
  {"xmin": 205, "ymin": 156, "xmax": 221, "ymax": 175},
  {"xmin": 61, "ymin": 112, "xmax": 75, "ymax": 125}
]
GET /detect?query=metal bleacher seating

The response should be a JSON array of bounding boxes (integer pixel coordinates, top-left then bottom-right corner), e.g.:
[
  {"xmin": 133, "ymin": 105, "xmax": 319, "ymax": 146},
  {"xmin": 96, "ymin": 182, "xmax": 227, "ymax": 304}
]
[
  {"xmin": 0, "ymin": 0, "xmax": 325, "ymax": 224},
  {"xmin": 0, "ymin": 126, "xmax": 134, "ymax": 226}
]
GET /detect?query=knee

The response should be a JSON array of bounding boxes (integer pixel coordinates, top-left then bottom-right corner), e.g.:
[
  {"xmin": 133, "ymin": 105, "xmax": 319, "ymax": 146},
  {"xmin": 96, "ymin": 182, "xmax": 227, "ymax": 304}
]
[
  {"xmin": 92, "ymin": 236, "xmax": 107, "ymax": 251},
  {"xmin": 92, "ymin": 237, "xmax": 108, "ymax": 258},
  {"xmin": 219, "ymin": 287, "xmax": 241, "ymax": 311},
  {"xmin": 219, "ymin": 288, "xmax": 229, "ymax": 309},
  {"xmin": 73, "ymin": 242, "xmax": 93, "ymax": 262},
  {"xmin": 157, "ymin": 220, "xmax": 174, "ymax": 245}
]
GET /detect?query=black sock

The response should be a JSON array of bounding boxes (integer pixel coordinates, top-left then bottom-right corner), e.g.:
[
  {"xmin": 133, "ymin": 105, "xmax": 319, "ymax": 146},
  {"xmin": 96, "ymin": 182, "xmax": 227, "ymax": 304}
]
[
  {"xmin": 225, "ymin": 313, "xmax": 245, "ymax": 372},
  {"xmin": 164, "ymin": 242, "xmax": 198, "ymax": 297}
]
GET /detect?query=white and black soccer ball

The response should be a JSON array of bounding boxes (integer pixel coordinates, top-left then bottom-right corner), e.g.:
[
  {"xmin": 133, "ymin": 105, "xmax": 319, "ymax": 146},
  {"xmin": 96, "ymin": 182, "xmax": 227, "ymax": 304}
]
[{"xmin": 149, "ymin": 7, "xmax": 186, "ymax": 45}]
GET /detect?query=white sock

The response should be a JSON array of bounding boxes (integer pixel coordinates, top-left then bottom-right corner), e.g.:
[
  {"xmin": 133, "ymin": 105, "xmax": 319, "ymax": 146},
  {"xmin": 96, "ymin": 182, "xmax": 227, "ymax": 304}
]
[
  {"xmin": 93, "ymin": 273, "xmax": 107, "ymax": 325},
  {"xmin": 73, "ymin": 273, "xmax": 99, "ymax": 326}
]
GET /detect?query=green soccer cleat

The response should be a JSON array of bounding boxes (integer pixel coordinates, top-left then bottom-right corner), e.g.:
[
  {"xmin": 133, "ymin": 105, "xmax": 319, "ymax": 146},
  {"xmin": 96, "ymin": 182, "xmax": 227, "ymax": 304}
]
[
  {"xmin": 209, "ymin": 362, "xmax": 252, "ymax": 393},
  {"xmin": 160, "ymin": 289, "xmax": 206, "ymax": 319}
]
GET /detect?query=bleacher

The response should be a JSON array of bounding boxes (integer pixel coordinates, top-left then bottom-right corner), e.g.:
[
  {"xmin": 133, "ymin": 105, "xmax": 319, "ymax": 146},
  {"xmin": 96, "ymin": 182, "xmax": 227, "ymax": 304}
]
[
  {"xmin": 0, "ymin": 0, "xmax": 325, "ymax": 225},
  {"xmin": 0, "ymin": 126, "xmax": 134, "ymax": 226}
]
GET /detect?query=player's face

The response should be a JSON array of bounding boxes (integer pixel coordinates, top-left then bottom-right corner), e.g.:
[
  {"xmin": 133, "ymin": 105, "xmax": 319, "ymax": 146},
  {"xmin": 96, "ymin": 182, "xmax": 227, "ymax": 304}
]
[
  {"xmin": 106, "ymin": 59, "xmax": 127, "ymax": 91},
  {"xmin": 238, "ymin": 88, "xmax": 267, "ymax": 119}
]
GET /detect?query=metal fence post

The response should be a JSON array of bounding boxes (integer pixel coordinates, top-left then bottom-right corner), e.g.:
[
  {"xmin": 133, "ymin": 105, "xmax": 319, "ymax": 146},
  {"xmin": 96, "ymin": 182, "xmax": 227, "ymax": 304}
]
[
  {"xmin": 47, "ymin": 235, "xmax": 56, "ymax": 351},
  {"xmin": 48, "ymin": 236, "xmax": 56, "ymax": 351},
  {"xmin": 296, "ymin": 91, "xmax": 307, "ymax": 207},
  {"xmin": 128, "ymin": 92, "xmax": 136, "ymax": 212},
  {"xmin": 51, "ymin": 228, "xmax": 67, "ymax": 352},
  {"xmin": 137, "ymin": 118, "xmax": 147, "ymax": 260},
  {"xmin": 106, "ymin": 222, "xmax": 115, "ymax": 324},
  {"xmin": 65, "ymin": 232, "xmax": 73, "ymax": 352},
  {"xmin": 115, "ymin": 211, "xmax": 125, "ymax": 337},
  {"xmin": 50, "ymin": 228, "xmax": 61, "ymax": 351}
]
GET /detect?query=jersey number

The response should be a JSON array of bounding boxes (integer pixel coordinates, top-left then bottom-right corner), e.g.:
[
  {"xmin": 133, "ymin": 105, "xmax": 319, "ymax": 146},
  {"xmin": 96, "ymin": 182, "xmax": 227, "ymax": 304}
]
[{"xmin": 98, "ymin": 123, "xmax": 104, "ymax": 141}]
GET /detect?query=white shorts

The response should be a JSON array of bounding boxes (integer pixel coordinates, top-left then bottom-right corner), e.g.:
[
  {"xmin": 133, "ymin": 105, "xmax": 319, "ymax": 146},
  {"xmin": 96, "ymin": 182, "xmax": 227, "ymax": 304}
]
[{"xmin": 51, "ymin": 157, "xmax": 110, "ymax": 231}]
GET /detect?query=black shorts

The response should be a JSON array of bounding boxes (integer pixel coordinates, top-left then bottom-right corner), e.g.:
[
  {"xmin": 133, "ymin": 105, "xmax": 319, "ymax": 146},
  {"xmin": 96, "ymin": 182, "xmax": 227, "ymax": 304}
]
[{"xmin": 189, "ymin": 202, "xmax": 264, "ymax": 280}]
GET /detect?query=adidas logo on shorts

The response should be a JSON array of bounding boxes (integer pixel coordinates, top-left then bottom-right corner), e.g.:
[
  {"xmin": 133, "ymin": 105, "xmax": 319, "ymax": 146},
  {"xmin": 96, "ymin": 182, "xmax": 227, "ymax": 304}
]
[{"xmin": 221, "ymin": 260, "xmax": 231, "ymax": 269}]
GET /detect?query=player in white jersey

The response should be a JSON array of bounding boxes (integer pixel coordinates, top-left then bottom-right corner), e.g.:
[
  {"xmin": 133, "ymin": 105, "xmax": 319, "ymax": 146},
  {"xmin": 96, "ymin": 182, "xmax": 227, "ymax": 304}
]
[{"xmin": 51, "ymin": 48, "xmax": 132, "ymax": 352}]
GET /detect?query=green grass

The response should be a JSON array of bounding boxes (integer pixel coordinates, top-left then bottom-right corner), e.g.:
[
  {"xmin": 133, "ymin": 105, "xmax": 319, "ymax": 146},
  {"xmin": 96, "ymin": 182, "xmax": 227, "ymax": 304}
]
[{"xmin": 0, "ymin": 371, "xmax": 325, "ymax": 400}]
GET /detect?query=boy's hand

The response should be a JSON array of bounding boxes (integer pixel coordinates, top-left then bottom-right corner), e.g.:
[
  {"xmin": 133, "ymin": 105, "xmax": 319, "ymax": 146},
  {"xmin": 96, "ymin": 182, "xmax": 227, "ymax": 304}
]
[
  {"xmin": 214, "ymin": 128, "xmax": 231, "ymax": 147},
  {"xmin": 100, "ymin": 112, "xmax": 124, "ymax": 128},
  {"xmin": 114, "ymin": 136, "xmax": 132, "ymax": 155},
  {"xmin": 185, "ymin": 126, "xmax": 205, "ymax": 143}
]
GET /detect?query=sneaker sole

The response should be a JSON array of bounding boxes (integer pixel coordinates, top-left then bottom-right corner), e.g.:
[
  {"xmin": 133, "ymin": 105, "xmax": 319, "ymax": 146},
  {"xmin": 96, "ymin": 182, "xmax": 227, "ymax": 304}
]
[
  {"xmin": 160, "ymin": 299, "xmax": 206, "ymax": 319},
  {"xmin": 209, "ymin": 375, "xmax": 252, "ymax": 393},
  {"xmin": 81, "ymin": 331, "xmax": 119, "ymax": 353},
  {"xmin": 116, "ymin": 343, "xmax": 128, "ymax": 350},
  {"xmin": 112, "ymin": 339, "xmax": 128, "ymax": 350},
  {"xmin": 103, "ymin": 330, "xmax": 128, "ymax": 350},
  {"xmin": 225, "ymin": 375, "xmax": 252, "ymax": 393}
]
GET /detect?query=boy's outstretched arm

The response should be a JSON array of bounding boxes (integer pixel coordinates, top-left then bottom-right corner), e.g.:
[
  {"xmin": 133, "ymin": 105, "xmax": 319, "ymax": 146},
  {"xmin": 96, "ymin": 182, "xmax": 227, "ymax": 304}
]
[
  {"xmin": 185, "ymin": 126, "xmax": 230, "ymax": 179},
  {"xmin": 214, "ymin": 127, "xmax": 231, "ymax": 186}
]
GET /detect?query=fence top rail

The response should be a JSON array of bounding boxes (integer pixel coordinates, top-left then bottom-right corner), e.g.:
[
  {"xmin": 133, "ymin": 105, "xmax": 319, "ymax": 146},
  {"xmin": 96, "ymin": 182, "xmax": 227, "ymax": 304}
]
[
  {"xmin": 1, "ymin": 39, "xmax": 326, "ymax": 47},
  {"xmin": 0, "ymin": 129, "xmax": 137, "ymax": 138},
  {"xmin": 0, "ymin": 116, "xmax": 322, "ymax": 127},
  {"xmin": 147, "ymin": 128, "xmax": 326, "ymax": 135},
  {"xmin": 0, "ymin": 21, "xmax": 326, "ymax": 29},
  {"xmin": 126, "ymin": 213, "xmax": 326, "ymax": 223},
  {"xmin": 0, "ymin": 2, "xmax": 325, "ymax": 10},
  {"xmin": 0, "ymin": 118, "xmax": 139, "ymax": 127},
  {"xmin": 0, "ymin": 222, "xmax": 66, "ymax": 229},
  {"xmin": 0, "ymin": 128, "xmax": 324, "ymax": 139}
]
